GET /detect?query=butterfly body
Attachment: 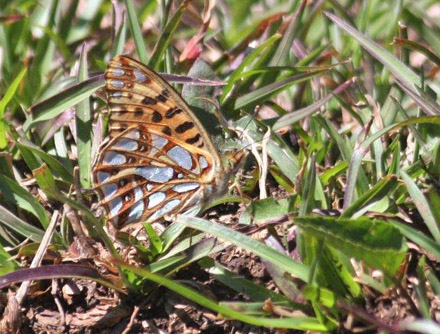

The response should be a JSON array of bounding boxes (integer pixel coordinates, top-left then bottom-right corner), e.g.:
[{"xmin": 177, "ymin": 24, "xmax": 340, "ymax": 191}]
[{"xmin": 92, "ymin": 56, "xmax": 242, "ymax": 229}]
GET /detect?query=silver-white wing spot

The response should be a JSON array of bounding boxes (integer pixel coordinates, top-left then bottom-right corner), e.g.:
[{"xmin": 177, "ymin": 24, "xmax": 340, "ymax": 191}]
[
  {"xmin": 110, "ymin": 80, "xmax": 124, "ymax": 88},
  {"xmin": 97, "ymin": 171, "xmax": 110, "ymax": 183},
  {"xmin": 102, "ymin": 183, "xmax": 117, "ymax": 200},
  {"xmin": 103, "ymin": 152, "xmax": 126, "ymax": 165},
  {"xmin": 167, "ymin": 146, "xmax": 192, "ymax": 170},
  {"xmin": 134, "ymin": 187, "xmax": 143, "ymax": 201},
  {"xmin": 126, "ymin": 200, "xmax": 144, "ymax": 224},
  {"xmin": 109, "ymin": 68, "xmax": 125, "ymax": 76},
  {"xmin": 148, "ymin": 192, "xmax": 166, "ymax": 209},
  {"xmin": 114, "ymin": 138, "xmax": 138, "ymax": 151},
  {"xmin": 199, "ymin": 156, "xmax": 208, "ymax": 169},
  {"xmin": 148, "ymin": 199, "xmax": 181, "ymax": 221},
  {"xmin": 152, "ymin": 134, "xmax": 168, "ymax": 149},
  {"xmin": 172, "ymin": 183, "xmax": 200, "ymax": 193},
  {"xmin": 126, "ymin": 130, "xmax": 140, "ymax": 139},
  {"xmin": 135, "ymin": 167, "xmax": 174, "ymax": 183},
  {"xmin": 134, "ymin": 69, "xmax": 148, "ymax": 83},
  {"xmin": 109, "ymin": 197, "xmax": 123, "ymax": 217}
]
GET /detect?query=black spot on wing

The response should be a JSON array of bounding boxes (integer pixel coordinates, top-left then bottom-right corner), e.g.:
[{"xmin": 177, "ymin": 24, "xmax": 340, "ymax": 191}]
[
  {"xmin": 156, "ymin": 94, "xmax": 167, "ymax": 103},
  {"xmin": 142, "ymin": 97, "xmax": 157, "ymax": 105},
  {"xmin": 162, "ymin": 126, "xmax": 172, "ymax": 136},
  {"xmin": 165, "ymin": 108, "xmax": 182, "ymax": 119},
  {"xmin": 152, "ymin": 111, "xmax": 163, "ymax": 122},
  {"xmin": 185, "ymin": 134, "xmax": 201, "ymax": 144},
  {"xmin": 175, "ymin": 122, "xmax": 194, "ymax": 133}
]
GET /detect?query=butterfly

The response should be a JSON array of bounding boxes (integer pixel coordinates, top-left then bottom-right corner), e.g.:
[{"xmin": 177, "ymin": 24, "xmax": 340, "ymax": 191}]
[{"xmin": 92, "ymin": 55, "xmax": 244, "ymax": 229}]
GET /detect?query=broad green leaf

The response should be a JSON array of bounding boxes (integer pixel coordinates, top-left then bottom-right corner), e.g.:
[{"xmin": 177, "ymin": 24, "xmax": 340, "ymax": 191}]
[
  {"xmin": 293, "ymin": 216, "xmax": 407, "ymax": 276},
  {"xmin": 239, "ymin": 197, "xmax": 292, "ymax": 225}
]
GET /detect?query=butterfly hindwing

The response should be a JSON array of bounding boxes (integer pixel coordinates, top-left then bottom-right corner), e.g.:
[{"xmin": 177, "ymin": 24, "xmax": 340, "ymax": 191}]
[{"xmin": 93, "ymin": 125, "xmax": 214, "ymax": 227}]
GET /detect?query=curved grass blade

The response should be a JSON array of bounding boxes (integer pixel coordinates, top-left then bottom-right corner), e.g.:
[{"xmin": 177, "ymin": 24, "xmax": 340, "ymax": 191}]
[
  {"xmin": 0, "ymin": 175, "xmax": 50, "ymax": 229},
  {"xmin": 272, "ymin": 78, "xmax": 355, "ymax": 131},
  {"xmin": 148, "ymin": 0, "xmax": 189, "ymax": 69},
  {"xmin": 393, "ymin": 38, "xmax": 440, "ymax": 67},
  {"xmin": 343, "ymin": 116, "xmax": 440, "ymax": 209},
  {"xmin": 124, "ymin": 0, "xmax": 148, "ymax": 63},
  {"xmin": 17, "ymin": 139, "xmax": 73, "ymax": 184},
  {"xmin": 0, "ymin": 264, "xmax": 124, "ymax": 293},
  {"xmin": 0, "ymin": 205, "xmax": 45, "ymax": 243},
  {"xmin": 220, "ymin": 34, "xmax": 282, "ymax": 104},
  {"xmin": 176, "ymin": 215, "xmax": 309, "ymax": 281},
  {"xmin": 200, "ymin": 258, "xmax": 303, "ymax": 307},
  {"xmin": 24, "ymin": 75, "xmax": 104, "ymax": 130},
  {"xmin": 234, "ymin": 70, "xmax": 326, "ymax": 110},
  {"xmin": 117, "ymin": 260, "xmax": 329, "ymax": 331},
  {"xmin": 110, "ymin": 8, "xmax": 127, "ymax": 58},
  {"xmin": 76, "ymin": 45, "xmax": 92, "ymax": 188},
  {"xmin": 325, "ymin": 11, "xmax": 422, "ymax": 90},
  {"xmin": 401, "ymin": 171, "xmax": 440, "ymax": 244},
  {"xmin": 0, "ymin": 67, "xmax": 27, "ymax": 149},
  {"xmin": 341, "ymin": 175, "xmax": 398, "ymax": 219}
]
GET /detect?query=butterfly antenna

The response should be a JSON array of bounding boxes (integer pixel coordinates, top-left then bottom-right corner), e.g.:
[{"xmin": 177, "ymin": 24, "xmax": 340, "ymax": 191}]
[{"xmin": 237, "ymin": 105, "xmax": 261, "ymax": 141}]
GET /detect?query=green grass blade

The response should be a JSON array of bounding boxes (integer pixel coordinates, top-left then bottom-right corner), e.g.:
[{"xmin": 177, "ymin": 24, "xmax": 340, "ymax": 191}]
[
  {"xmin": 325, "ymin": 11, "xmax": 422, "ymax": 90},
  {"xmin": 401, "ymin": 171, "xmax": 440, "ymax": 244},
  {"xmin": 344, "ymin": 116, "xmax": 440, "ymax": 209},
  {"xmin": 76, "ymin": 46, "xmax": 92, "ymax": 188},
  {"xmin": 117, "ymin": 261, "xmax": 329, "ymax": 331},
  {"xmin": 176, "ymin": 215, "xmax": 309, "ymax": 281},
  {"xmin": 234, "ymin": 70, "xmax": 326, "ymax": 110},
  {"xmin": 0, "ymin": 205, "xmax": 45, "ymax": 243},
  {"xmin": 124, "ymin": 0, "xmax": 148, "ymax": 63},
  {"xmin": 25, "ymin": 75, "xmax": 104, "ymax": 130},
  {"xmin": 341, "ymin": 175, "xmax": 398, "ymax": 219},
  {"xmin": 148, "ymin": 0, "xmax": 189, "ymax": 69},
  {"xmin": 0, "ymin": 175, "xmax": 50, "ymax": 229},
  {"xmin": 0, "ymin": 67, "xmax": 27, "ymax": 149}
]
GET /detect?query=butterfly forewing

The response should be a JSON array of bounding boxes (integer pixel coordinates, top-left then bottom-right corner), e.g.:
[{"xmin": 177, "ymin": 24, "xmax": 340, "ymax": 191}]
[{"xmin": 92, "ymin": 55, "xmax": 224, "ymax": 228}]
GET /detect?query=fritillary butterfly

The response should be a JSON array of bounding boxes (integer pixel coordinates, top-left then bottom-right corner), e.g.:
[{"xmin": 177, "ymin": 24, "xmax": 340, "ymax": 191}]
[{"xmin": 92, "ymin": 55, "xmax": 244, "ymax": 229}]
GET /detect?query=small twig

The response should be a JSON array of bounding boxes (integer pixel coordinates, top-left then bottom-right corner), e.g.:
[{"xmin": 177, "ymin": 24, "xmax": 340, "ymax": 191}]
[
  {"xmin": 1, "ymin": 211, "xmax": 60, "ymax": 333},
  {"xmin": 121, "ymin": 305, "xmax": 140, "ymax": 334},
  {"xmin": 15, "ymin": 210, "xmax": 60, "ymax": 304},
  {"xmin": 259, "ymin": 128, "xmax": 270, "ymax": 200},
  {"xmin": 51, "ymin": 280, "xmax": 66, "ymax": 327}
]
